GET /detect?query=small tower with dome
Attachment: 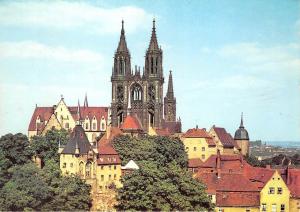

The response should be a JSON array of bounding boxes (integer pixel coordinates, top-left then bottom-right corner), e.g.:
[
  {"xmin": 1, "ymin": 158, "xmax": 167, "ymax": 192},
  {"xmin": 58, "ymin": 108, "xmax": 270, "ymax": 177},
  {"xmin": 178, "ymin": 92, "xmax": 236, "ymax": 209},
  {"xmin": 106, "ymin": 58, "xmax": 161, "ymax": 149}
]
[{"xmin": 234, "ymin": 113, "xmax": 250, "ymax": 156}]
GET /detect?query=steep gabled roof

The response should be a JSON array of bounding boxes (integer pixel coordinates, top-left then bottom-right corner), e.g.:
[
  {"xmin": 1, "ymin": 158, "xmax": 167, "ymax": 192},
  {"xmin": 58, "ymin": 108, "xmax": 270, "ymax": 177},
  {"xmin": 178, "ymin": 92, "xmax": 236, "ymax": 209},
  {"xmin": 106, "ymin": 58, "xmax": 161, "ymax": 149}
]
[
  {"xmin": 212, "ymin": 127, "xmax": 235, "ymax": 148},
  {"xmin": 97, "ymin": 127, "xmax": 122, "ymax": 165},
  {"xmin": 61, "ymin": 125, "xmax": 92, "ymax": 154},
  {"xmin": 28, "ymin": 107, "xmax": 53, "ymax": 131},
  {"xmin": 68, "ymin": 106, "xmax": 109, "ymax": 131},
  {"xmin": 286, "ymin": 168, "xmax": 300, "ymax": 198},
  {"xmin": 243, "ymin": 163, "xmax": 275, "ymax": 189}
]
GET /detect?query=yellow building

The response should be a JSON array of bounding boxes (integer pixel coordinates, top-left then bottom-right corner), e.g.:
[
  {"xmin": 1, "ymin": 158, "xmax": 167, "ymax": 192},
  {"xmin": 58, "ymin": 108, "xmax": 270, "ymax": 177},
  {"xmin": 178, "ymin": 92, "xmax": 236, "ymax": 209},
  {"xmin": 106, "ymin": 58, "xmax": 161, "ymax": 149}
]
[
  {"xmin": 209, "ymin": 126, "xmax": 237, "ymax": 155},
  {"xmin": 181, "ymin": 126, "xmax": 216, "ymax": 161},
  {"xmin": 260, "ymin": 170, "xmax": 290, "ymax": 212},
  {"xmin": 59, "ymin": 124, "xmax": 98, "ymax": 187},
  {"xmin": 28, "ymin": 95, "xmax": 109, "ymax": 143}
]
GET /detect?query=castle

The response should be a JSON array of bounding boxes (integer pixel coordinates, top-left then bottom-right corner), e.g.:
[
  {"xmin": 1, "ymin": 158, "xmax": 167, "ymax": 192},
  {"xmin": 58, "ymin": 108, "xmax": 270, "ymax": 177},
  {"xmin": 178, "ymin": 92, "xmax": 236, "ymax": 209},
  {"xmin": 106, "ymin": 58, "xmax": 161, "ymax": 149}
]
[
  {"xmin": 27, "ymin": 20, "xmax": 300, "ymax": 211},
  {"xmin": 28, "ymin": 19, "xmax": 181, "ymax": 143}
]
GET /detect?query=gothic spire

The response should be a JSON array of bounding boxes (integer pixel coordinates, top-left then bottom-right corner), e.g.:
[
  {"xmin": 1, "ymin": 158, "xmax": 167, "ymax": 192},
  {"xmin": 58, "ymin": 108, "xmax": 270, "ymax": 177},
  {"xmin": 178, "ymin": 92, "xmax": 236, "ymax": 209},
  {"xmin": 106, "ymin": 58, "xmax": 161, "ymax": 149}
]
[
  {"xmin": 166, "ymin": 70, "xmax": 174, "ymax": 99},
  {"xmin": 84, "ymin": 93, "xmax": 88, "ymax": 107},
  {"xmin": 148, "ymin": 18, "xmax": 159, "ymax": 51},
  {"xmin": 77, "ymin": 99, "xmax": 81, "ymax": 124},
  {"xmin": 240, "ymin": 112, "xmax": 244, "ymax": 128},
  {"xmin": 117, "ymin": 20, "xmax": 129, "ymax": 53}
]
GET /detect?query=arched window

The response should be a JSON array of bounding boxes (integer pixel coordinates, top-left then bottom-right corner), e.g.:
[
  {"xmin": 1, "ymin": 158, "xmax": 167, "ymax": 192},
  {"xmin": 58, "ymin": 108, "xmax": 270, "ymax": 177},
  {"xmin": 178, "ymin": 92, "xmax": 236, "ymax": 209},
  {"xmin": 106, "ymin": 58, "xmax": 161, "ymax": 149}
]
[
  {"xmin": 151, "ymin": 57, "xmax": 154, "ymax": 74},
  {"xmin": 86, "ymin": 161, "xmax": 92, "ymax": 178},
  {"xmin": 156, "ymin": 57, "xmax": 158, "ymax": 73},
  {"xmin": 123, "ymin": 59, "xmax": 126, "ymax": 74},
  {"xmin": 131, "ymin": 84, "xmax": 142, "ymax": 101},
  {"xmin": 79, "ymin": 162, "xmax": 84, "ymax": 177}
]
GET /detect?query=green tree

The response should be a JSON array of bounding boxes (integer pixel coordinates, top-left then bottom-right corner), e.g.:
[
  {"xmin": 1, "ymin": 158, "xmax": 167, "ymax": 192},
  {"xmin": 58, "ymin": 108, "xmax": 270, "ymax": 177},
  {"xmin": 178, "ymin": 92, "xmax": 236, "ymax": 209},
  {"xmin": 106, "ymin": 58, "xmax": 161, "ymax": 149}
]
[
  {"xmin": 0, "ymin": 133, "xmax": 33, "ymax": 165},
  {"xmin": 116, "ymin": 161, "xmax": 213, "ymax": 211},
  {"xmin": 0, "ymin": 163, "xmax": 51, "ymax": 211},
  {"xmin": 40, "ymin": 160, "xmax": 92, "ymax": 211},
  {"xmin": 113, "ymin": 135, "xmax": 188, "ymax": 168},
  {"xmin": 0, "ymin": 133, "xmax": 33, "ymax": 187},
  {"xmin": 30, "ymin": 128, "xmax": 69, "ymax": 165},
  {"xmin": 114, "ymin": 135, "xmax": 213, "ymax": 211},
  {"xmin": 0, "ymin": 160, "xmax": 92, "ymax": 211}
]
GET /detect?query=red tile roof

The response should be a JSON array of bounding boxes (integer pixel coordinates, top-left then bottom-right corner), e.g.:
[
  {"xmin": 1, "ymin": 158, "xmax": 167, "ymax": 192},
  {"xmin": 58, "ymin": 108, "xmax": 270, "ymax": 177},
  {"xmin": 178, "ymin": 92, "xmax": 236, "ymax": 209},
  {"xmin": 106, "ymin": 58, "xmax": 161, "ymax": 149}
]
[
  {"xmin": 216, "ymin": 192, "xmax": 260, "ymax": 207},
  {"xmin": 120, "ymin": 115, "xmax": 143, "ymax": 131},
  {"xmin": 183, "ymin": 128, "xmax": 212, "ymax": 138},
  {"xmin": 200, "ymin": 154, "xmax": 243, "ymax": 170},
  {"xmin": 28, "ymin": 107, "xmax": 53, "ymax": 131},
  {"xmin": 29, "ymin": 106, "xmax": 108, "ymax": 132},
  {"xmin": 212, "ymin": 127, "xmax": 235, "ymax": 148},
  {"xmin": 286, "ymin": 168, "xmax": 300, "ymax": 198},
  {"xmin": 216, "ymin": 173, "xmax": 259, "ymax": 192},
  {"xmin": 196, "ymin": 172, "xmax": 260, "ymax": 207},
  {"xmin": 97, "ymin": 127, "xmax": 123, "ymax": 165},
  {"xmin": 69, "ymin": 106, "xmax": 108, "ymax": 131},
  {"xmin": 183, "ymin": 128, "xmax": 216, "ymax": 146},
  {"xmin": 242, "ymin": 163, "xmax": 275, "ymax": 189},
  {"xmin": 188, "ymin": 158, "xmax": 203, "ymax": 168}
]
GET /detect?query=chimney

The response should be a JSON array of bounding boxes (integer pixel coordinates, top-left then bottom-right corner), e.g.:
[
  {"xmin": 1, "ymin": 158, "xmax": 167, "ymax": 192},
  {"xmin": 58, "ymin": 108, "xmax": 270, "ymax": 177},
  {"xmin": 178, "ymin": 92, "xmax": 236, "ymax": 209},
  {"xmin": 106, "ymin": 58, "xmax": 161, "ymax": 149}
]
[{"xmin": 217, "ymin": 149, "xmax": 221, "ymax": 178}]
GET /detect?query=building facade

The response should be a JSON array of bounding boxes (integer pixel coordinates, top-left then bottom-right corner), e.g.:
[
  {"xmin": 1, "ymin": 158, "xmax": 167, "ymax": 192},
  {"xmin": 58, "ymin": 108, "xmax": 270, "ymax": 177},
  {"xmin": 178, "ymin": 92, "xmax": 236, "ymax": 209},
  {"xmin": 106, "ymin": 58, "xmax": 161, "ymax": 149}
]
[
  {"xmin": 110, "ymin": 20, "xmax": 181, "ymax": 133},
  {"xmin": 28, "ymin": 96, "xmax": 109, "ymax": 143}
]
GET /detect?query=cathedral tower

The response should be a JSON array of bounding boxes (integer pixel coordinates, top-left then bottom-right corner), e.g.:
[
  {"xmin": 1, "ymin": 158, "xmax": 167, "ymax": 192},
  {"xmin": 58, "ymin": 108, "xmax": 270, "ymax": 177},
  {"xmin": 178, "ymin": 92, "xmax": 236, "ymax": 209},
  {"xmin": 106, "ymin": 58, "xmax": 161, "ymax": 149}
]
[
  {"xmin": 164, "ymin": 71, "xmax": 176, "ymax": 122},
  {"xmin": 111, "ymin": 20, "xmax": 180, "ymax": 133},
  {"xmin": 111, "ymin": 20, "xmax": 131, "ymax": 127}
]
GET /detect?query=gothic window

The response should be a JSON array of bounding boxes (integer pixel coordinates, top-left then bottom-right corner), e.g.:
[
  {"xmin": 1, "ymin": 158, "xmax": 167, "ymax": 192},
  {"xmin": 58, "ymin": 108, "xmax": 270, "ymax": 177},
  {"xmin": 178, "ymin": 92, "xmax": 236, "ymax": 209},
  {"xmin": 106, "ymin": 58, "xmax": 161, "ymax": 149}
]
[
  {"xmin": 116, "ymin": 85, "xmax": 124, "ymax": 102},
  {"xmin": 119, "ymin": 57, "xmax": 122, "ymax": 75},
  {"xmin": 118, "ymin": 112, "xmax": 123, "ymax": 127},
  {"xmin": 85, "ymin": 161, "xmax": 92, "ymax": 178},
  {"xmin": 123, "ymin": 59, "xmax": 126, "ymax": 74},
  {"xmin": 151, "ymin": 57, "xmax": 154, "ymax": 74},
  {"xmin": 149, "ymin": 112, "xmax": 154, "ymax": 126},
  {"xmin": 131, "ymin": 84, "xmax": 142, "ymax": 101},
  {"xmin": 148, "ymin": 84, "xmax": 155, "ymax": 101},
  {"xmin": 79, "ymin": 162, "xmax": 84, "ymax": 176},
  {"xmin": 156, "ymin": 57, "xmax": 158, "ymax": 73}
]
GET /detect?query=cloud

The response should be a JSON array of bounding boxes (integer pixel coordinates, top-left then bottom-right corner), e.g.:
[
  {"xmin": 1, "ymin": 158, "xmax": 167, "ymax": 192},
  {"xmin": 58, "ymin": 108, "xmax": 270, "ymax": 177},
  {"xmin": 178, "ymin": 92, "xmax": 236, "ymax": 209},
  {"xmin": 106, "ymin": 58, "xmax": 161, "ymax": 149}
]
[
  {"xmin": 0, "ymin": 41, "xmax": 103, "ymax": 64},
  {"xmin": 217, "ymin": 42, "xmax": 300, "ymax": 76},
  {"xmin": 0, "ymin": 1, "xmax": 153, "ymax": 34}
]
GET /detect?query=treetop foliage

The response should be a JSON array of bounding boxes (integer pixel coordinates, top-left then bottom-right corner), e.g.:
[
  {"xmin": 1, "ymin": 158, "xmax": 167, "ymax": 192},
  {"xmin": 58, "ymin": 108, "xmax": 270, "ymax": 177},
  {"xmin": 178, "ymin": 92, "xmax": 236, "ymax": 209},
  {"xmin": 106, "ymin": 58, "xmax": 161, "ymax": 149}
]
[
  {"xmin": 113, "ymin": 135, "xmax": 188, "ymax": 168},
  {"xmin": 113, "ymin": 135, "xmax": 213, "ymax": 211}
]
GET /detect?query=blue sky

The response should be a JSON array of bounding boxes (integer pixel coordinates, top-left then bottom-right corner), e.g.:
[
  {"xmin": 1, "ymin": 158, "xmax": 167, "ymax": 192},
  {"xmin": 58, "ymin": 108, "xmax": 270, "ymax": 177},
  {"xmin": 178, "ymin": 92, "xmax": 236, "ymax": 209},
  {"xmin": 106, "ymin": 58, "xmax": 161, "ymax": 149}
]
[{"xmin": 0, "ymin": 0, "xmax": 299, "ymax": 141}]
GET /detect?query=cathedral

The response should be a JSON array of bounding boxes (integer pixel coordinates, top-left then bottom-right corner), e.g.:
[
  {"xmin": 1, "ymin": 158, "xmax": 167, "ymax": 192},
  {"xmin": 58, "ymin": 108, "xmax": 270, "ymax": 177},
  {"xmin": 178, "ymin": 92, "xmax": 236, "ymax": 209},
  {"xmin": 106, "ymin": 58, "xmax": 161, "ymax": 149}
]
[
  {"xmin": 110, "ymin": 20, "xmax": 181, "ymax": 133},
  {"xmin": 28, "ymin": 20, "xmax": 181, "ymax": 142}
]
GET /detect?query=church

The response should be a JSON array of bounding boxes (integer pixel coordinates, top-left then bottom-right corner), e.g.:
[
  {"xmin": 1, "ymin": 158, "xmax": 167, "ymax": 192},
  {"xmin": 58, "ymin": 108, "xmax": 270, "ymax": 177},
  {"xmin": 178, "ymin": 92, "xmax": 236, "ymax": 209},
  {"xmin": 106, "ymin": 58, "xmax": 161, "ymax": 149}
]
[
  {"xmin": 28, "ymin": 19, "xmax": 181, "ymax": 142},
  {"xmin": 110, "ymin": 19, "xmax": 181, "ymax": 133}
]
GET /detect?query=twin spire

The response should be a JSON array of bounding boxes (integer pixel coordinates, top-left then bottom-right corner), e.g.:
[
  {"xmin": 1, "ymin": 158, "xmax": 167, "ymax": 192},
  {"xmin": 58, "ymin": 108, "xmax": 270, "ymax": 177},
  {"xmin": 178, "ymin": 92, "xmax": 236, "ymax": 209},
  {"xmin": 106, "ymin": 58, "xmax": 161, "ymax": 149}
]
[
  {"xmin": 148, "ymin": 19, "xmax": 159, "ymax": 51},
  {"xmin": 116, "ymin": 20, "xmax": 129, "ymax": 53},
  {"xmin": 116, "ymin": 19, "xmax": 159, "ymax": 53}
]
